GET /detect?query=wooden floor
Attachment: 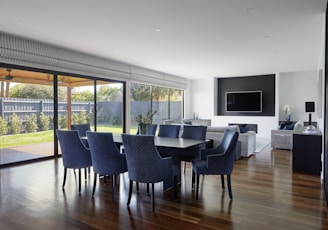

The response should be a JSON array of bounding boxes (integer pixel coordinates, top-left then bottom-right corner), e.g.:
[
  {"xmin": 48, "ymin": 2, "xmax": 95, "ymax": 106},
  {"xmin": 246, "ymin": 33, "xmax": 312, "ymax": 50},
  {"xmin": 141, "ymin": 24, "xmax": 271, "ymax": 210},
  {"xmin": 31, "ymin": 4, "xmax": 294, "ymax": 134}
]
[{"xmin": 0, "ymin": 146, "xmax": 327, "ymax": 230}]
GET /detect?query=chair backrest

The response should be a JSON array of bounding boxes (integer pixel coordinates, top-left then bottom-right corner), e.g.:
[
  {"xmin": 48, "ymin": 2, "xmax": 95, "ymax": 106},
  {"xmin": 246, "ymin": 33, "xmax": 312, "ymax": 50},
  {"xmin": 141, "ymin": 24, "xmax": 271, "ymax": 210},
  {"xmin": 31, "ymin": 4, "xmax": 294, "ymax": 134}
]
[
  {"xmin": 121, "ymin": 134, "xmax": 171, "ymax": 183},
  {"xmin": 181, "ymin": 125, "xmax": 207, "ymax": 140},
  {"xmin": 56, "ymin": 129, "xmax": 92, "ymax": 169},
  {"xmin": 71, "ymin": 124, "xmax": 91, "ymax": 137},
  {"xmin": 207, "ymin": 130, "xmax": 239, "ymax": 174},
  {"xmin": 158, "ymin": 124, "xmax": 180, "ymax": 138},
  {"xmin": 137, "ymin": 124, "xmax": 157, "ymax": 135},
  {"xmin": 216, "ymin": 129, "xmax": 239, "ymax": 152},
  {"xmin": 86, "ymin": 132, "xmax": 127, "ymax": 175}
]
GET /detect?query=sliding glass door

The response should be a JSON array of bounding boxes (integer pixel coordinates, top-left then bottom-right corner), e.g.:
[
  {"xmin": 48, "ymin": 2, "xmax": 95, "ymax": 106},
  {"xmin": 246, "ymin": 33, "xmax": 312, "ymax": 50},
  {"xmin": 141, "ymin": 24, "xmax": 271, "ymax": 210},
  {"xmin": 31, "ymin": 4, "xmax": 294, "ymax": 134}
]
[
  {"xmin": 0, "ymin": 67, "xmax": 125, "ymax": 165},
  {"xmin": 0, "ymin": 68, "xmax": 55, "ymax": 164}
]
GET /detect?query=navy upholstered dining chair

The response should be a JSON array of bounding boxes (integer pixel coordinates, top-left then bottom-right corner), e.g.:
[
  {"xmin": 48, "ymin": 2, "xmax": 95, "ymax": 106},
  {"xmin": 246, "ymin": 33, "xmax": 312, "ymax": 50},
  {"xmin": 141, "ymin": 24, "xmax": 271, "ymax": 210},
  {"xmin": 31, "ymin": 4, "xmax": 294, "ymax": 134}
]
[
  {"xmin": 86, "ymin": 132, "xmax": 128, "ymax": 201},
  {"xmin": 192, "ymin": 129, "xmax": 239, "ymax": 200},
  {"xmin": 179, "ymin": 125, "xmax": 207, "ymax": 173},
  {"xmin": 56, "ymin": 129, "xmax": 92, "ymax": 193},
  {"xmin": 157, "ymin": 124, "xmax": 181, "ymax": 158},
  {"xmin": 157, "ymin": 124, "xmax": 180, "ymax": 138},
  {"xmin": 71, "ymin": 124, "xmax": 91, "ymax": 137},
  {"xmin": 137, "ymin": 124, "xmax": 157, "ymax": 135},
  {"xmin": 71, "ymin": 124, "xmax": 91, "ymax": 147},
  {"xmin": 121, "ymin": 134, "xmax": 178, "ymax": 212}
]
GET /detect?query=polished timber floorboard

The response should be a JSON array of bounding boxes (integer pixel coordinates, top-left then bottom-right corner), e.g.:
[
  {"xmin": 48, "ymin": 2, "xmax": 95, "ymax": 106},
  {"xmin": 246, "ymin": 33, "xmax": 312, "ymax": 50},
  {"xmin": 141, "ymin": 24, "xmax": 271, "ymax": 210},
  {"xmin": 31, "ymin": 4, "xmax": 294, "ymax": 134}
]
[{"xmin": 0, "ymin": 146, "xmax": 328, "ymax": 230}]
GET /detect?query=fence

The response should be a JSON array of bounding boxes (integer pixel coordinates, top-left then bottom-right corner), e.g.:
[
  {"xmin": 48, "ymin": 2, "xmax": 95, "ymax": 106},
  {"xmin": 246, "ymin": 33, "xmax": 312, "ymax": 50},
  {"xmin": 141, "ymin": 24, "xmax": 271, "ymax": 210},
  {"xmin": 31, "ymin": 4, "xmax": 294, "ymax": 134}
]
[
  {"xmin": 0, "ymin": 98, "xmax": 182, "ymax": 126},
  {"xmin": 0, "ymin": 98, "xmax": 92, "ymax": 122}
]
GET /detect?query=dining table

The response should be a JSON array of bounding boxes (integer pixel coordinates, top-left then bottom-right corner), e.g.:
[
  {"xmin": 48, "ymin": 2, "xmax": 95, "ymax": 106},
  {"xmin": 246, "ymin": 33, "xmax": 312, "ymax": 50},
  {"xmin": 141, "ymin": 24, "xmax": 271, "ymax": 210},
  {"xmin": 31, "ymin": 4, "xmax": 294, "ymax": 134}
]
[{"xmin": 81, "ymin": 133, "xmax": 206, "ymax": 190}]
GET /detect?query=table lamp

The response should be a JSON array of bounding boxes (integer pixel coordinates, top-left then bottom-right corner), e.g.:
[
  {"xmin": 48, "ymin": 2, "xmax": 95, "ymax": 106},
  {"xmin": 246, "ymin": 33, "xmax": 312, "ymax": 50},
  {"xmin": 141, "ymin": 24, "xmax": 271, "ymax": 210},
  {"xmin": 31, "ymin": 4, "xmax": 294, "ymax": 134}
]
[{"xmin": 305, "ymin": 101, "xmax": 315, "ymax": 129}]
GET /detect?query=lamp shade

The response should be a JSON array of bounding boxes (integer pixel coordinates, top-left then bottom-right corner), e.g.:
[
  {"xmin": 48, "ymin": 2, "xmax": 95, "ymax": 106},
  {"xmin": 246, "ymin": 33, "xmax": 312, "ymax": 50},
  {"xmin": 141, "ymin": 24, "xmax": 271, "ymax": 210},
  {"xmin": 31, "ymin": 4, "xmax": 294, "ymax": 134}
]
[{"xmin": 305, "ymin": 101, "xmax": 315, "ymax": 112}]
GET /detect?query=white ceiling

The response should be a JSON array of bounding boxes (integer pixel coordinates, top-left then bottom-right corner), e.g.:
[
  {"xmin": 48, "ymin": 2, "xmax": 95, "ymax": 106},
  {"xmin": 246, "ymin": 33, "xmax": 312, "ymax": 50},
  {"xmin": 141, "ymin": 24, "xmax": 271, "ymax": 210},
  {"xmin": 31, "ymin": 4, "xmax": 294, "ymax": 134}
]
[{"xmin": 0, "ymin": 0, "xmax": 327, "ymax": 79}]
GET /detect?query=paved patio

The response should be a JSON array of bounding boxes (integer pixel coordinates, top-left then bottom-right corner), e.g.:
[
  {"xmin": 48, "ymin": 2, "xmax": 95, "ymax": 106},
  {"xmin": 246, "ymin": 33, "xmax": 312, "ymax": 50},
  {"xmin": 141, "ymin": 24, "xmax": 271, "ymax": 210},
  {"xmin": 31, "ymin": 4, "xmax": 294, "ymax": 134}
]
[{"xmin": 0, "ymin": 142, "xmax": 54, "ymax": 164}]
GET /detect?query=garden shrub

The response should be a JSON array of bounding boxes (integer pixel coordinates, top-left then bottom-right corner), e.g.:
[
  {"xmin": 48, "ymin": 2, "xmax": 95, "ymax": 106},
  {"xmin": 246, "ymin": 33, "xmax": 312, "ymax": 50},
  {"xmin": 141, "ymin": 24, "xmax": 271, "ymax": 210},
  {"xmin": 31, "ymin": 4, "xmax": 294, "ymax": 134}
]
[
  {"xmin": 25, "ymin": 114, "xmax": 38, "ymax": 133},
  {"xmin": 9, "ymin": 113, "xmax": 22, "ymax": 134},
  {"xmin": 0, "ymin": 116, "xmax": 8, "ymax": 136},
  {"xmin": 39, "ymin": 112, "xmax": 50, "ymax": 131},
  {"xmin": 58, "ymin": 114, "xmax": 67, "ymax": 129}
]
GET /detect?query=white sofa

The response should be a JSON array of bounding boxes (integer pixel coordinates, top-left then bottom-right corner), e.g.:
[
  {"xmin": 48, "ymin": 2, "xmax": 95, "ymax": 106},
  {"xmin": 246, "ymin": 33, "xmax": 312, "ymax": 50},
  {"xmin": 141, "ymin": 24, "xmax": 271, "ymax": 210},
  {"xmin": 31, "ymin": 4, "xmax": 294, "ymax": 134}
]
[
  {"xmin": 271, "ymin": 121, "xmax": 304, "ymax": 150},
  {"xmin": 205, "ymin": 126, "xmax": 256, "ymax": 157}
]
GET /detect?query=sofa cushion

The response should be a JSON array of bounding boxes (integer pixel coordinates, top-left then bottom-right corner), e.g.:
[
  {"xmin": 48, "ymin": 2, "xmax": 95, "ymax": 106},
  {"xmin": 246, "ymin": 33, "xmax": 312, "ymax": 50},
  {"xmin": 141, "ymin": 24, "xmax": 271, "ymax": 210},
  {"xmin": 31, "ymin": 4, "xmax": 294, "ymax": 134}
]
[
  {"xmin": 239, "ymin": 127, "xmax": 249, "ymax": 133},
  {"xmin": 283, "ymin": 123, "xmax": 295, "ymax": 130},
  {"xmin": 293, "ymin": 121, "xmax": 303, "ymax": 131}
]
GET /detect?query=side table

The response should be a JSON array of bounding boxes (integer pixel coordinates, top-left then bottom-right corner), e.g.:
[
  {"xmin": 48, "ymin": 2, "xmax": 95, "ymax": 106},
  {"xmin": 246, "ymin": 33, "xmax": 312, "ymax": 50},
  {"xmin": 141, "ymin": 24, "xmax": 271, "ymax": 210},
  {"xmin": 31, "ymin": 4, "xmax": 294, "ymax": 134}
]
[{"xmin": 292, "ymin": 131, "xmax": 322, "ymax": 175}]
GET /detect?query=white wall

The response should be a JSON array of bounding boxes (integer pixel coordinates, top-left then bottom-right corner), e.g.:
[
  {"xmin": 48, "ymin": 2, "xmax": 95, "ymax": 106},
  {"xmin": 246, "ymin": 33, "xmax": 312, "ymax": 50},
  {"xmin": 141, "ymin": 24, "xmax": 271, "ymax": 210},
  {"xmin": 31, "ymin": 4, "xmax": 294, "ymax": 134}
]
[
  {"xmin": 187, "ymin": 71, "xmax": 320, "ymax": 139},
  {"xmin": 279, "ymin": 71, "xmax": 320, "ymax": 123}
]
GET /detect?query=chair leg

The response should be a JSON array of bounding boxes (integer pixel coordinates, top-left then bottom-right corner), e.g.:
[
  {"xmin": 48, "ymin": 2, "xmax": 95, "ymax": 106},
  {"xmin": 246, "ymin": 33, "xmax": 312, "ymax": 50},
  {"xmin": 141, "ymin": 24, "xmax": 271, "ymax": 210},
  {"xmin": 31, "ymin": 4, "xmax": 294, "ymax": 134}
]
[
  {"xmin": 111, "ymin": 175, "xmax": 115, "ymax": 201},
  {"xmin": 78, "ymin": 169, "xmax": 82, "ymax": 193},
  {"xmin": 84, "ymin": 168, "xmax": 87, "ymax": 181},
  {"xmin": 221, "ymin": 175, "xmax": 225, "ymax": 190},
  {"xmin": 195, "ymin": 174, "xmax": 200, "ymax": 200},
  {"xmin": 151, "ymin": 183, "xmax": 155, "ymax": 212},
  {"xmin": 184, "ymin": 161, "xmax": 186, "ymax": 174},
  {"xmin": 92, "ymin": 173, "xmax": 97, "ymax": 196},
  {"xmin": 146, "ymin": 183, "xmax": 150, "ymax": 194},
  {"xmin": 114, "ymin": 175, "xmax": 118, "ymax": 185},
  {"xmin": 62, "ymin": 168, "xmax": 67, "ymax": 189},
  {"xmin": 127, "ymin": 180, "xmax": 133, "ymax": 205},
  {"xmin": 191, "ymin": 170, "xmax": 195, "ymax": 190},
  {"xmin": 136, "ymin": 182, "xmax": 139, "ymax": 192},
  {"xmin": 174, "ymin": 175, "xmax": 178, "ymax": 199},
  {"xmin": 227, "ymin": 175, "xmax": 233, "ymax": 200}
]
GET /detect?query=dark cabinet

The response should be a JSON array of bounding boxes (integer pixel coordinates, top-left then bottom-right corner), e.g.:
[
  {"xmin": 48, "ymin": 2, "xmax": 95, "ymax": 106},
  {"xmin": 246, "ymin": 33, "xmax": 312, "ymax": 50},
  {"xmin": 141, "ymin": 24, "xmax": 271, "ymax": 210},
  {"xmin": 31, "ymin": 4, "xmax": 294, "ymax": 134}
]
[{"xmin": 292, "ymin": 132, "xmax": 322, "ymax": 175}]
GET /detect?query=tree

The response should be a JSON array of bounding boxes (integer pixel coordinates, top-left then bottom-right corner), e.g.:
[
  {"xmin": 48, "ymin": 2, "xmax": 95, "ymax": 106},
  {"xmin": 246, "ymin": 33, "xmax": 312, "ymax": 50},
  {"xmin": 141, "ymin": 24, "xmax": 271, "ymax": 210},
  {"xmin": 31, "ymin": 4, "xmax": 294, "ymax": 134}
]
[
  {"xmin": 151, "ymin": 86, "xmax": 168, "ymax": 102},
  {"xmin": 71, "ymin": 90, "xmax": 94, "ymax": 101},
  {"xmin": 97, "ymin": 85, "xmax": 121, "ymax": 101},
  {"xmin": 10, "ymin": 84, "xmax": 66, "ymax": 100},
  {"xmin": 130, "ymin": 83, "xmax": 151, "ymax": 101}
]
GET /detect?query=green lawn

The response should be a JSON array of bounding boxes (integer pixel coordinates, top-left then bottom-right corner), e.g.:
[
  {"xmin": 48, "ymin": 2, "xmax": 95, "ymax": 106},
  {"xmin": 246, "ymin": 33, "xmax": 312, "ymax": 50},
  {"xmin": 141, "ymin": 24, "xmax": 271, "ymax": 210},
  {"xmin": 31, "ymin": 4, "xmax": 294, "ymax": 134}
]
[
  {"xmin": 0, "ymin": 130, "xmax": 54, "ymax": 148},
  {"xmin": 0, "ymin": 126, "xmax": 138, "ymax": 149}
]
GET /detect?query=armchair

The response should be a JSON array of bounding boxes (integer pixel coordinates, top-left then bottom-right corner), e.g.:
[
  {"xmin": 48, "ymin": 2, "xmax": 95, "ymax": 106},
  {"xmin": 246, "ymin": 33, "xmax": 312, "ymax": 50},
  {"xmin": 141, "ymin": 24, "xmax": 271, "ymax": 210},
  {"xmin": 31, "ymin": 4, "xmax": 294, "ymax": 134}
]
[
  {"xmin": 86, "ymin": 132, "xmax": 127, "ymax": 201},
  {"xmin": 179, "ymin": 125, "xmax": 207, "ymax": 173},
  {"xmin": 192, "ymin": 130, "xmax": 239, "ymax": 200},
  {"xmin": 137, "ymin": 124, "xmax": 157, "ymax": 135},
  {"xmin": 121, "ymin": 134, "xmax": 178, "ymax": 212},
  {"xmin": 71, "ymin": 124, "xmax": 91, "ymax": 147},
  {"xmin": 71, "ymin": 124, "xmax": 91, "ymax": 137},
  {"xmin": 56, "ymin": 129, "xmax": 92, "ymax": 193},
  {"xmin": 157, "ymin": 124, "xmax": 180, "ymax": 138}
]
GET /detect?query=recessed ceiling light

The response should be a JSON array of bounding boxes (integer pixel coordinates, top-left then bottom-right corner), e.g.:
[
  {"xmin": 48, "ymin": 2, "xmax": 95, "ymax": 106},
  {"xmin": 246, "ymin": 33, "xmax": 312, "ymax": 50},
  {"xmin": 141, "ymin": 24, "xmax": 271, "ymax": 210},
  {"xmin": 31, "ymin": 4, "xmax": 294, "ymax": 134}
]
[
  {"xmin": 155, "ymin": 28, "xmax": 161, "ymax": 32},
  {"xmin": 246, "ymin": 7, "xmax": 254, "ymax": 13}
]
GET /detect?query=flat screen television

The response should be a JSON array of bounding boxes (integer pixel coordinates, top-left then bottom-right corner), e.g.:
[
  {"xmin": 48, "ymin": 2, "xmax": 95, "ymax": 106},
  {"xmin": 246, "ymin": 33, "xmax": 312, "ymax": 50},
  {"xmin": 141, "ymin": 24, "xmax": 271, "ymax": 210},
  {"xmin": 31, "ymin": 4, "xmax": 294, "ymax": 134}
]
[{"xmin": 226, "ymin": 90, "xmax": 262, "ymax": 112}]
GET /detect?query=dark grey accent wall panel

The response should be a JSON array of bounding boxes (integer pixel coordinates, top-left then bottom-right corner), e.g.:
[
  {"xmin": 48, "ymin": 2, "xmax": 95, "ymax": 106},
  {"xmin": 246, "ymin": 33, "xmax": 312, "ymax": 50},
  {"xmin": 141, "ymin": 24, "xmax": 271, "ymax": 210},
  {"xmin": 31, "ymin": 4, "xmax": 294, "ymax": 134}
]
[{"xmin": 216, "ymin": 74, "xmax": 275, "ymax": 116}]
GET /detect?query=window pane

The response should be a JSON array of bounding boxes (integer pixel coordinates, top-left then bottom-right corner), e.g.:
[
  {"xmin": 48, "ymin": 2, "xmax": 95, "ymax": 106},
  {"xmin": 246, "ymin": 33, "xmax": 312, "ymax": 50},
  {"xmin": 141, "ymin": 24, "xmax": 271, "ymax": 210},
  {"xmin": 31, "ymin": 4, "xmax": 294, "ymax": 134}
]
[
  {"xmin": 169, "ymin": 88, "xmax": 183, "ymax": 123},
  {"xmin": 129, "ymin": 83, "xmax": 183, "ymax": 134},
  {"xmin": 130, "ymin": 83, "xmax": 151, "ymax": 134},
  {"xmin": 96, "ymin": 80, "xmax": 123, "ymax": 134},
  {"xmin": 152, "ymin": 86, "xmax": 168, "ymax": 125},
  {"xmin": 0, "ymin": 68, "xmax": 54, "ymax": 164}
]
